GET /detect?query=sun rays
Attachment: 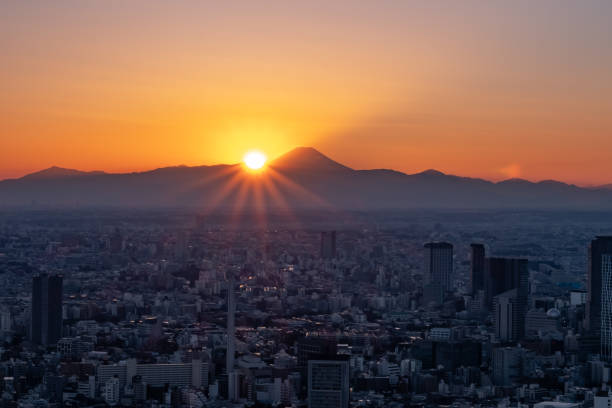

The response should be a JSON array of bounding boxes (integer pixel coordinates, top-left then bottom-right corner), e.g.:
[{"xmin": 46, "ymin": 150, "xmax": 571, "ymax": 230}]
[{"xmin": 189, "ymin": 164, "xmax": 333, "ymax": 230}]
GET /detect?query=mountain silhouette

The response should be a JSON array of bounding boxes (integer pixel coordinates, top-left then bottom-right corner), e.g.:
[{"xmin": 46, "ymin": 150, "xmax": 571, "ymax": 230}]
[
  {"xmin": 269, "ymin": 147, "xmax": 352, "ymax": 174},
  {"xmin": 1, "ymin": 147, "xmax": 611, "ymax": 210},
  {"xmin": 21, "ymin": 166, "xmax": 106, "ymax": 180}
]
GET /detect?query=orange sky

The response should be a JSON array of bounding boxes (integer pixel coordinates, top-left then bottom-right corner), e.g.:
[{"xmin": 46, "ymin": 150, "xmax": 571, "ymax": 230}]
[{"xmin": 1, "ymin": 1, "xmax": 611, "ymax": 185}]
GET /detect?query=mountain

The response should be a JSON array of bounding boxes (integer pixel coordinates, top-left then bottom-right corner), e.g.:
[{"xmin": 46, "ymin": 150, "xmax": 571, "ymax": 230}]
[
  {"xmin": 1, "ymin": 147, "xmax": 611, "ymax": 210},
  {"xmin": 20, "ymin": 166, "xmax": 106, "ymax": 180},
  {"xmin": 269, "ymin": 146, "xmax": 352, "ymax": 173}
]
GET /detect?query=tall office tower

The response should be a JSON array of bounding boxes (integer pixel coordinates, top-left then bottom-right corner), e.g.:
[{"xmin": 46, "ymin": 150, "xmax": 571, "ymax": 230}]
[
  {"xmin": 470, "ymin": 244, "xmax": 486, "ymax": 295},
  {"xmin": 484, "ymin": 258, "xmax": 528, "ymax": 340},
  {"xmin": 320, "ymin": 231, "xmax": 337, "ymax": 260},
  {"xmin": 423, "ymin": 242, "xmax": 453, "ymax": 304},
  {"xmin": 308, "ymin": 359, "xmax": 349, "ymax": 408},
  {"xmin": 31, "ymin": 273, "xmax": 63, "ymax": 345},
  {"xmin": 587, "ymin": 236, "xmax": 612, "ymax": 360},
  {"xmin": 493, "ymin": 289, "xmax": 519, "ymax": 342},
  {"xmin": 226, "ymin": 272, "xmax": 237, "ymax": 401}
]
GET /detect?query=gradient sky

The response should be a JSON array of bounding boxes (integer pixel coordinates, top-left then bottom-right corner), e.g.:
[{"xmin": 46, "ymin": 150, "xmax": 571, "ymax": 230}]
[{"xmin": 1, "ymin": 1, "xmax": 611, "ymax": 185}]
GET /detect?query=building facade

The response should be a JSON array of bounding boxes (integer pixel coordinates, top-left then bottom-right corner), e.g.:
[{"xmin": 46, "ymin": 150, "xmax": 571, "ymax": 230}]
[
  {"xmin": 31, "ymin": 274, "xmax": 63, "ymax": 345},
  {"xmin": 485, "ymin": 257, "xmax": 528, "ymax": 339},
  {"xmin": 308, "ymin": 359, "xmax": 349, "ymax": 408},
  {"xmin": 470, "ymin": 243, "xmax": 486, "ymax": 296},
  {"xmin": 586, "ymin": 237, "xmax": 612, "ymax": 361},
  {"xmin": 423, "ymin": 242, "xmax": 453, "ymax": 304}
]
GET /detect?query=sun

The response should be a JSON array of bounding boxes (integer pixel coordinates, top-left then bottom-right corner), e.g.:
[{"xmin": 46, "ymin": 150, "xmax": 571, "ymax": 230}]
[{"xmin": 243, "ymin": 150, "xmax": 267, "ymax": 170}]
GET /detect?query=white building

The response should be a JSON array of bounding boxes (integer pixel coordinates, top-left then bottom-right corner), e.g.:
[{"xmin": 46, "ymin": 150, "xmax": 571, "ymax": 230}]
[
  {"xmin": 104, "ymin": 376, "xmax": 121, "ymax": 406},
  {"xmin": 97, "ymin": 359, "xmax": 209, "ymax": 391}
]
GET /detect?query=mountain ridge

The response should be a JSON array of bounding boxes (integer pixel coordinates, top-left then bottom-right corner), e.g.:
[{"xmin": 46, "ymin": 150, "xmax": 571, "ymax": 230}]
[
  {"xmin": 10, "ymin": 148, "xmax": 584, "ymax": 187},
  {"xmin": 20, "ymin": 166, "xmax": 107, "ymax": 180},
  {"xmin": 1, "ymin": 147, "xmax": 611, "ymax": 210}
]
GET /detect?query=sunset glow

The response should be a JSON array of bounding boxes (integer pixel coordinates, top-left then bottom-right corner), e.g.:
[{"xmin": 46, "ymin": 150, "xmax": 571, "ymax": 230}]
[{"xmin": 1, "ymin": 2, "xmax": 612, "ymax": 185}]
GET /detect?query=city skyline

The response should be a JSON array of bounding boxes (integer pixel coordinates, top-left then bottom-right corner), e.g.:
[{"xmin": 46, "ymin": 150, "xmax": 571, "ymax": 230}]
[{"xmin": 3, "ymin": 2, "xmax": 612, "ymax": 407}]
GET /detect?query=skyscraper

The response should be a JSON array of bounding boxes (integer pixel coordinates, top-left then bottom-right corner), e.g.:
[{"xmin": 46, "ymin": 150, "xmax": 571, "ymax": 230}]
[
  {"xmin": 493, "ymin": 288, "xmax": 519, "ymax": 342},
  {"xmin": 320, "ymin": 231, "xmax": 337, "ymax": 260},
  {"xmin": 470, "ymin": 244, "xmax": 485, "ymax": 295},
  {"xmin": 31, "ymin": 273, "xmax": 63, "ymax": 345},
  {"xmin": 485, "ymin": 258, "xmax": 528, "ymax": 340},
  {"xmin": 423, "ymin": 242, "xmax": 453, "ymax": 304},
  {"xmin": 586, "ymin": 236, "xmax": 612, "ymax": 360},
  {"xmin": 308, "ymin": 359, "xmax": 349, "ymax": 408}
]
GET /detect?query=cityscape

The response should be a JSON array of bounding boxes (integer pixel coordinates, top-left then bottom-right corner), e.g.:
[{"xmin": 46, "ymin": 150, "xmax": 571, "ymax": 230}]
[
  {"xmin": 0, "ymin": 209, "xmax": 612, "ymax": 407},
  {"xmin": 2, "ymin": 1, "xmax": 612, "ymax": 407}
]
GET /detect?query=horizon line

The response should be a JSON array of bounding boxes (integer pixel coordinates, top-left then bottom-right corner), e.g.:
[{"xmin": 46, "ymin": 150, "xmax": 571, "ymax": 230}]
[{"xmin": 1, "ymin": 148, "xmax": 610, "ymax": 189}]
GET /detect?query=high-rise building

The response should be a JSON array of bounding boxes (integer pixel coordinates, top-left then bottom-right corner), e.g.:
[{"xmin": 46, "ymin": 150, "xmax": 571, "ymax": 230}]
[
  {"xmin": 320, "ymin": 231, "xmax": 337, "ymax": 260},
  {"xmin": 31, "ymin": 273, "xmax": 63, "ymax": 345},
  {"xmin": 586, "ymin": 236, "xmax": 612, "ymax": 360},
  {"xmin": 308, "ymin": 359, "xmax": 349, "ymax": 408},
  {"xmin": 484, "ymin": 257, "xmax": 528, "ymax": 340},
  {"xmin": 493, "ymin": 289, "xmax": 519, "ymax": 342},
  {"xmin": 423, "ymin": 242, "xmax": 453, "ymax": 304},
  {"xmin": 470, "ymin": 244, "xmax": 485, "ymax": 295}
]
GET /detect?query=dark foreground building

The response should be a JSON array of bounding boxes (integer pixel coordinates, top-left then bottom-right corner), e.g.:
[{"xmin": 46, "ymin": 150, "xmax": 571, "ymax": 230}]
[
  {"xmin": 586, "ymin": 236, "xmax": 612, "ymax": 360},
  {"xmin": 31, "ymin": 273, "xmax": 63, "ymax": 345}
]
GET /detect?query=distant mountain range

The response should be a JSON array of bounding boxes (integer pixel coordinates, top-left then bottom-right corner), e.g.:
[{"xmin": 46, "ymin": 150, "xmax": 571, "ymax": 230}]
[{"xmin": 1, "ymin": 147, "xmax": 612, "ymax": 210}]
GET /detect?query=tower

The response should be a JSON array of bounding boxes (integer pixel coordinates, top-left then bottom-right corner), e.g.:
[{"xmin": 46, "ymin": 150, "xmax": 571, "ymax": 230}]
[
  {"xmin": 470, "ymin": 244, "xmax": 485, "ymax": 295},
  {"xmin": 31, "ymin": 273, "xmax": 63, "ymax": 345},
  {"xmin": 485, "ymin": 258, "xmax": 528, "ymax": 340},
  {"xmin": 586, "ymin": 236, "xmax": 612, "ymax": 360},
  {"xmin": 423, "ymin": 242, "xmax": 453, "ymax": 304},
  {"xmin": 493, "ymin": 289, "xmax": 520, "ymax": 342}
]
